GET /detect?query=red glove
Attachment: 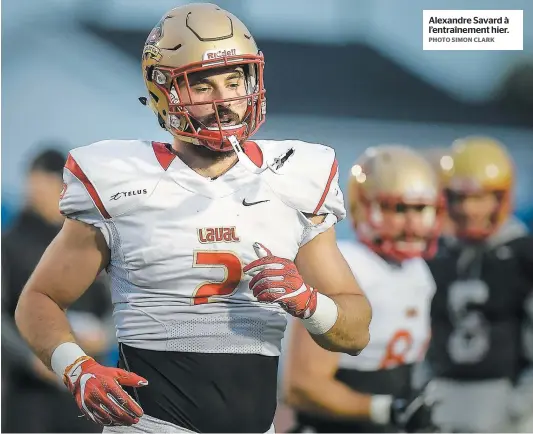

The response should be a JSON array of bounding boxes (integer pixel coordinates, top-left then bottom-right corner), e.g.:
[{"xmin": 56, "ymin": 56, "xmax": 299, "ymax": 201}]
[
  {"xmin": 63, "ymin": 356, "xmax": 147, "ymax": 426},
  {"xmin": 243, "ymin": 242, "xmax": 318, "ymax": 319}
]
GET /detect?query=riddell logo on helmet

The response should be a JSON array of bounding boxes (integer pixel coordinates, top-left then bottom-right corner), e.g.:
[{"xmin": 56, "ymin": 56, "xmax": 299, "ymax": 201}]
[
  {"xmin": 203, "ymin": 49, "xmax": 238, "ymax": 61},
  {"xmin": 144, "ymin": 45, "xmax": 162, "ymax": 62}
]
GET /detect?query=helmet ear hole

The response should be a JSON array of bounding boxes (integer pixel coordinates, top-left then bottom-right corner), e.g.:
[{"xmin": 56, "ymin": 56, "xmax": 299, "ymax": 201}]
[
  {"xmin": 157, "ymin": 113, "xmax": 167, "ymax": 130},
  {"xmin": 146, "ymin": 66, "xmax": 154, "ymax": 82}
]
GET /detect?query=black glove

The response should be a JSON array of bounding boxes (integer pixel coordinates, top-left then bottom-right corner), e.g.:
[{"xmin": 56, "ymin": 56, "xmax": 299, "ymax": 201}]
[{"xmin": 390, "ymin": 391, "xmax": 438, "ymax": 433}]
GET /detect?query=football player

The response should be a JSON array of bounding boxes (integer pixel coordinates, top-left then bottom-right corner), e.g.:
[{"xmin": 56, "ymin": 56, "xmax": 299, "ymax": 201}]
[
  {"xmin": 14, "ymin": 3, "xmax": 372, "ymax": 433},
  {"xmin": 283, "ymin": 145, "xmax": 443, "ymax": 432},
  {"xmin": 425, "ymin": 136, "xmax": 533, "ymax": 432}
]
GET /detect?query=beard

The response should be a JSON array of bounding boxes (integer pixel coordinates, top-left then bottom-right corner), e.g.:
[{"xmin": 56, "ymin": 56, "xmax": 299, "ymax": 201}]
[
  {"xmin": 195, "ymin": 105, "xmax": 242, "ymax": 130},
  {"xmin": 187, "ymin": 105, "xmax": 243, "ymax": 162},
  {"xmin": 191, "ymin": 142, "xmax": 236, "ymax": 163}
]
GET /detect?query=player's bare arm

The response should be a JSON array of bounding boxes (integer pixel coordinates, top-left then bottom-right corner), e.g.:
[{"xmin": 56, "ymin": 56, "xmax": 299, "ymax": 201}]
[
  {"xmin": 294, "ymin": 221, "xmax": 371, "ymax": 354},
  {"xmin": 283, "ymin": 318, "xmax": 372, "ymax": 418},
  {"xmin": 15, "ymin": 219, "xmax": 147, "ymax": 426},
  {"xmin": 15, "ymin": 219, "xmax": 107, "ymax": 365},
  {"xmin": 244, "ymin": 220, "xmax": 371, "ymax": 356}
]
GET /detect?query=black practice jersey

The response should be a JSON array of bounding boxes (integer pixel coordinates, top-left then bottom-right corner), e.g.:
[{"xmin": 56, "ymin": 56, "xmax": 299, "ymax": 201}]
[{"xmin": 426, "ymin": 221, "xmax": 533, "ymax": 381}]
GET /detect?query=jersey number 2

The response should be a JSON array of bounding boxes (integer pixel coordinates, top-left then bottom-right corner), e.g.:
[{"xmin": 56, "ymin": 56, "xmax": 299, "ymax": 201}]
[{"xmin": 192, "ymin": 251, "xmax": 242, "ymax": 305}]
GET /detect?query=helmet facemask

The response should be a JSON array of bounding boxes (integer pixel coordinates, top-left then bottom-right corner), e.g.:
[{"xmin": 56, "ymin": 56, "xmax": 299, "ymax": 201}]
[
  {"xmin": 356, "ymin": 193, "xmax": 445, "ymax": 262},
  {"xmin": 149, "ymin": 53, "xmax": 266, "ymax": 152}
]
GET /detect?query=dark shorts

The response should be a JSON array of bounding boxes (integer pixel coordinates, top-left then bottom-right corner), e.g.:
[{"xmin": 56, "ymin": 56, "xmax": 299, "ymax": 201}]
[{"xmin": 118, "ymin": 343, "xmax": 279, "ymax": 433}]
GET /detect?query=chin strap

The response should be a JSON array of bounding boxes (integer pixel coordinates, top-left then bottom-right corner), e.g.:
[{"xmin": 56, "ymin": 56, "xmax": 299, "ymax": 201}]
[
  {"xmin": 228, "ymin": 135, "xmax": 291, "ymax": 176},
  {"xmin": 228, "ymin": 135, "xmax": 268, "ymax": 174},
  {"xmin": 138, "ymin": 101, "xmax": 277, "ymax": 173}
]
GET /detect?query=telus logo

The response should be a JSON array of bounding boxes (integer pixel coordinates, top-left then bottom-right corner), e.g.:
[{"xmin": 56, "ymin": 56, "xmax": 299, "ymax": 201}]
[{"xmin": 110, "ymin": 189, "xmax": 148, "ymax": 201}]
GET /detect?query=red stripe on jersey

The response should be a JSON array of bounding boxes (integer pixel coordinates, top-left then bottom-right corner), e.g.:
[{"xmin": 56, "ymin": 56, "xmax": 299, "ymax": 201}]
[
  {"xmin": 152, "ymin": 142, "xmax": 176, "ymax": 170},
  {"xmin": 242, "ymin": 141, "xmax": 264, "ymax": 168},
  {"xmin": 65, "ymin": 154, "xmax": 111, "ymax": 220},
  {"xmin": 313, "ymin": 158, "xmax": 338, "ymax": 215}
]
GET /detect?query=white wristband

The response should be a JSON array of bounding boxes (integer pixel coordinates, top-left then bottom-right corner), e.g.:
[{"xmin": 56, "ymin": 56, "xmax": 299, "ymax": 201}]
[
  {"xmin": 51, "ymin": 342, "xmax": 88, "ymax": 378},
  {"xmin": 370, "ymin": 394, "xmax": 393, "ymax": 425},
  {"xmin": 301, "ymin": 292, "xmax": 339, "ymax": 335}
]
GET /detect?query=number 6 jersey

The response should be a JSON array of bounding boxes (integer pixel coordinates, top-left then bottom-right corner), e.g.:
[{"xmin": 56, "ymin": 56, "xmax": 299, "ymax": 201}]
[
  {"xmin": 59, "ymin": 139, "xmax": 345, "ymax": 357},
  {"xmin": 426, "ymin": 225, "xmax": 533, "ymax": 381}
]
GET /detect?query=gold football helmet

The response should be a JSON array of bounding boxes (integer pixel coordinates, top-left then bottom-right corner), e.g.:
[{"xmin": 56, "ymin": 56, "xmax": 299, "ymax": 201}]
[
  {"xmin": 445, "ymin": 136, "xmax": 514, "ymax": 240},
  {"xmin": 348, "ymin": 145, "xmax": 444, "ymax": 261},
  {"xmin": 420, "ymin": 147, "xmax": 454, "ymax": 186},
  {"xmin": 141, "ymin": 3, "xmax": 266, "ymax": 152},
  {"xmin": 420, "ymin": 147, "xmax": 455, "ymax": 236}
]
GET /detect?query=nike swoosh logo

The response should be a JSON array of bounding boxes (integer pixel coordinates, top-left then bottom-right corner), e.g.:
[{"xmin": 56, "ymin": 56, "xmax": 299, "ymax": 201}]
[
  {"xmin": 242, "ymin": 199, "xmax": 270, "ymax": 206},
  {"xmin": 69, "ymin": 364, "xmax": 83, "ymax": 384}
]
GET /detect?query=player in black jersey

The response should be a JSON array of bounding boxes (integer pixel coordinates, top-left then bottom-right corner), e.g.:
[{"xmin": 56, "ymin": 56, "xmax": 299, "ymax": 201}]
[{"xmin": 425, "ymin": 136, "xmax": 533, "ymax": 432}]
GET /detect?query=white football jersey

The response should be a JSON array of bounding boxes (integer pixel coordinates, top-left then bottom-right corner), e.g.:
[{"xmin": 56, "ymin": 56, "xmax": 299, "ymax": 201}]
[
  {"xmin": 337, "ymin": 241, "xmax": 435, "ymax": 371},
  {"xmin": 60, "ymin": 139, "xmax": 345, "ymax": 357}
]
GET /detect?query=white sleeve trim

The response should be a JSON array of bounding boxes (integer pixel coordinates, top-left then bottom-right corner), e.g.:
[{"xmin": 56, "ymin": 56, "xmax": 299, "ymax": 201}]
[{"xmin": 60, "ymin": 170, "xmax": 112, "ymax": 249}]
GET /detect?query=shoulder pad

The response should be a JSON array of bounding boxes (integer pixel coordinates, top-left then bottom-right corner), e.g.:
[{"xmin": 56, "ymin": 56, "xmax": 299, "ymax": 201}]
[
  {"xmin": 255, "ymin": 139, "xmax": 346, "ymax": 220},
  {"xmin": 487, "ymin": 217, "xmax": 529, "ymax": 249},
  {"xmin": 60, "ymin": 140, "xmax": 166, "ymax": 219}
]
